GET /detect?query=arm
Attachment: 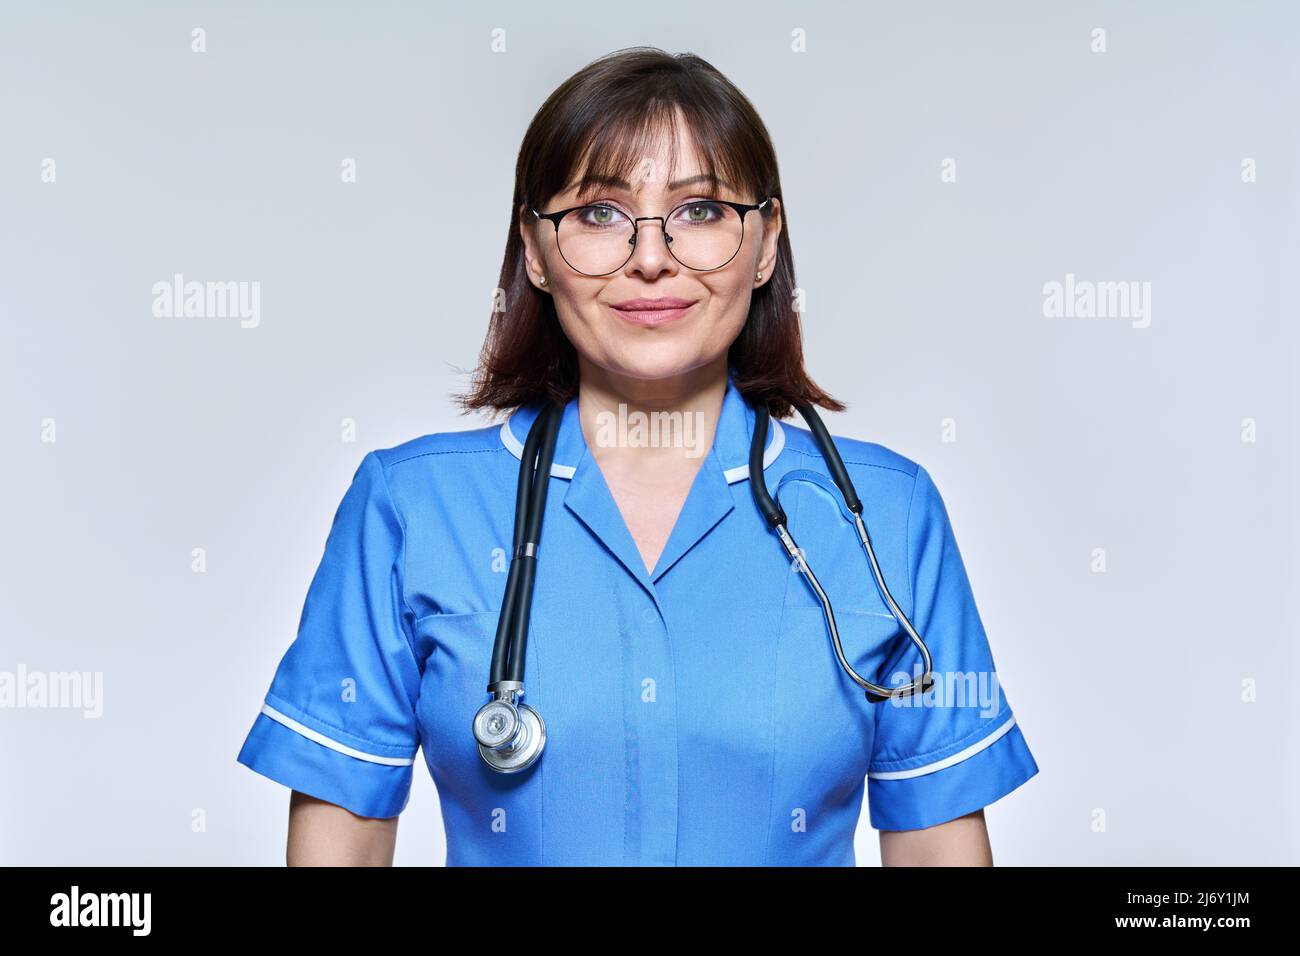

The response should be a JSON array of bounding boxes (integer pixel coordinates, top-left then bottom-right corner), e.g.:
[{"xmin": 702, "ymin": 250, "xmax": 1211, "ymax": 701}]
[
  {"xmin": 879, "ymin": 808, "xmax": 994, "ymax": 866},
  {"xmin": 286, "ymin": 790, "xmax": 399, "ymax": 866}
]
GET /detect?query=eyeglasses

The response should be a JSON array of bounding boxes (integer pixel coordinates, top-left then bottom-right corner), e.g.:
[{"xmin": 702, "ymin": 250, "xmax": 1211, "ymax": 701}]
[{"xmin": 529, "ymin": 196, "xmax": 771, "ymax": 276}]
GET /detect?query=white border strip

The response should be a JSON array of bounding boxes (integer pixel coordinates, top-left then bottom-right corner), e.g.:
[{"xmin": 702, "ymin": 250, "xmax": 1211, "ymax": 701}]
[
  {"xmin": 499, "ymin": 417, "xmax": 577, "ymax": 479},
  {"xmin": 501, "ymin": 409, "xmax": 784, "ymax": 484},
  {"xmin": 260, "ymin": 703, "xmax": 416, "ymax": 767},
  {"xmin": 721, "ymin": 419, "xmax": 784, "ymax": 484},
  {"xmin": 867, "ymin": 715, "xmax": 1017, "ymax": 780}
]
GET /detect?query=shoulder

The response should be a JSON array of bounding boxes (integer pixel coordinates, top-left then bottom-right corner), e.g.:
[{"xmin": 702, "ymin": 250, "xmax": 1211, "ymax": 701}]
[
  {"xmin": 776, "ymin": 420, "xmax": 960, "ymax": 552},
  {"xmin": 773, "ymin": 417, "xmax": 951, "ymax": 523},
  {"xmin": 776, "ymin": 417, "xmax": 922, "ymax": 482},
  {"xmin": 370, "ymin": 419, "xmax": 509, "ymax": 470},
  {"xmin": 349, "ymin": 418, "xmax": 515, "ymax": 506}
]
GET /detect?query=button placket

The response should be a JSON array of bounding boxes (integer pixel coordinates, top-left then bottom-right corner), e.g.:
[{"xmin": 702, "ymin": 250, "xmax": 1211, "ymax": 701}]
[{"xmin": 623, "ymin": 599, "xmax": 678, "ymax": 865}]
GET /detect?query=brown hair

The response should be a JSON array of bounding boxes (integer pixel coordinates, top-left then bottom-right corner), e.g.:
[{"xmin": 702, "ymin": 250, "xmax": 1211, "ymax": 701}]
[{"xmin": 457, "ymin": 46, "xmax": 843, "ymax": 420}]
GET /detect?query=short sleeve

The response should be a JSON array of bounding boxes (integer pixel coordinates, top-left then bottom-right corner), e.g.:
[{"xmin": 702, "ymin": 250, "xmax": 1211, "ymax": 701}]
[
  {"xmin": 236, "ymin": 451, "xmax": 423, "ymax": 819},
  {"xmin": 866, "ymin": 464, "xmax": 1039, "ymax": 831}
]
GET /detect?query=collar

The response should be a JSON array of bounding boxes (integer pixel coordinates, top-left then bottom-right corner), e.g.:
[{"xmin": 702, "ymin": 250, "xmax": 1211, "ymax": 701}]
[
  {"xmin": 498, "ymin": 366, "xmax": 785, "ymax": 482},
  {"xmin": 499, "ymin": 365, "xmax": 786, "ymax": 592}
]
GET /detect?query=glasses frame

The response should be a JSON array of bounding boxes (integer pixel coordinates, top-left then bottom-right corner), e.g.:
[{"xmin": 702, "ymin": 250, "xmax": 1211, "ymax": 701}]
[{"xmin": 529, "ymin": 196, "xmax": 772, "ymax": 277}]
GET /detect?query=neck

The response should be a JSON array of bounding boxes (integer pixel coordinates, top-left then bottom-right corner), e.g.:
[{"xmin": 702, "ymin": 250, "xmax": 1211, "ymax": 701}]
[{"xmin": 576, "ymin": 356, "xmax": 728, "ymax": 469}]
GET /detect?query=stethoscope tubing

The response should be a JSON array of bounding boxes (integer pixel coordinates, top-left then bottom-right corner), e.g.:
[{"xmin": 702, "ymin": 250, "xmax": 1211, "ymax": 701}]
[
  {"xmin": 480, "ymin": 395, "xmax": 937, "ymax": 773},
  {"xmin": 753, "ymin": 401, "xmax": 934, "ymax": 701},
  {"xmin": 506, "ymin": 403, "xmax": 561, "ymax": 684},
  {"xmin": 489, "ymin": 402, "xmax": 562, "ymax": 688}
]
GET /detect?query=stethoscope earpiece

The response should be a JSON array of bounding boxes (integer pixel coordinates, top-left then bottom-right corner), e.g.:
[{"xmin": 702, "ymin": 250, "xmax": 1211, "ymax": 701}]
[{"xmin": 865, "ymin": 672, "xmax": 935, "ymax": 704}]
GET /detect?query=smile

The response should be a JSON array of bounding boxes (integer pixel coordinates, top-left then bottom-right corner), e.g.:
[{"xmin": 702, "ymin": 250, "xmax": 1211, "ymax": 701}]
[{"xmin": 607, "ymin": 298, "xmax": 698, "ymax": 327}]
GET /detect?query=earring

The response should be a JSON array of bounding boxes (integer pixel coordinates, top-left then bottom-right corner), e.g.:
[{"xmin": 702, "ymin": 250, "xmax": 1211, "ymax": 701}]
[
  {"xmin": 538, "ymin": 274, "xmax": 548, "ymax": 287},
  {"xmin": 755, "ymin": 271, "xmax": 763, "ymax": 282}
]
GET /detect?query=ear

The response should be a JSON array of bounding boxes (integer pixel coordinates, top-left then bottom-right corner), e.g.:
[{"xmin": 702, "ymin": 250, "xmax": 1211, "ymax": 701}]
[
  {"xmin": 753, "ymin": 197, "xmax": 783, "ymax": 286},
  {"xmin": 518, "ymin": 203, "xmax": 550, "ymax": 292}
]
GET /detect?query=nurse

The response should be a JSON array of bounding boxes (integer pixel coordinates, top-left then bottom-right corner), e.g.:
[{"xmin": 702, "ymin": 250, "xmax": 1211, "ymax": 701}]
[{"xmin": 237, "ymin": 46, "xmax": 1038, "ymax": 866}]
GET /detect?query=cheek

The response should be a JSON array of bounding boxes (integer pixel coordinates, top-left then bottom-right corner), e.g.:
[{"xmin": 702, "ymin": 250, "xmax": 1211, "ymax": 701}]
[
  {"xmin": 700, "ymin": 272, "xmax": 756, "ymax": 333},
  {"xmin": 547, "ymin": 277, "xmax": 609, "ymax": 343}
]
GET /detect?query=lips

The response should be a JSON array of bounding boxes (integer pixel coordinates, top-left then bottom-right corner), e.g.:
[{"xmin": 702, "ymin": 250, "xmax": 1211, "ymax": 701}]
[{"xmin": 608, "ymin": 297, "xmax": 699, "ymax": 327}]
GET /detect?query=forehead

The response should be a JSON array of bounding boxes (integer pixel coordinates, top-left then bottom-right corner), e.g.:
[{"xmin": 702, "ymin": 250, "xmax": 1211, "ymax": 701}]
[
  {"xmin": 562, "ymin": 170, "xmax": 729, "ymax": 200},
  {"xmin": 560, "ymin": 112, "xmax": 729, "ymax": 198}
]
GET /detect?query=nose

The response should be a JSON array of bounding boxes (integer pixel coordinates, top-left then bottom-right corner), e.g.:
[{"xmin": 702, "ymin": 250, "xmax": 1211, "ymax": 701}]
[{"xmin": 624, "ymin": 216, "xmax": 678, "ymax": 279}]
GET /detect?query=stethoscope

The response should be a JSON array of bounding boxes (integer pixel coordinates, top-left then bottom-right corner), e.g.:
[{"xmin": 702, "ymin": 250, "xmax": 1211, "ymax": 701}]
[{"xmin": 472, "ymin": 399, "xmax": 935, "ymax": 773}]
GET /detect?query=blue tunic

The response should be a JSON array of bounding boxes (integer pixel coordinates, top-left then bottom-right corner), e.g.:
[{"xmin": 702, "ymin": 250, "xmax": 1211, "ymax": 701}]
[{"xmin": 237, "ymin": 368, "xmax": 1038, "ymax": 865}]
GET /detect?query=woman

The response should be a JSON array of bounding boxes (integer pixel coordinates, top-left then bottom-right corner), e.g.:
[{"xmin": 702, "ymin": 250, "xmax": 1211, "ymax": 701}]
[{"xmin": 237, "ymin": 47, "xmax": 1038, "ymax": 866}]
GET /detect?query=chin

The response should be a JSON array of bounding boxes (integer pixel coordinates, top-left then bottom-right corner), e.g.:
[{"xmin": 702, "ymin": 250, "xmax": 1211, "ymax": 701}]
[{"xmin": 595, "ymin": 343, "xmax": 722, "ymax": 384}]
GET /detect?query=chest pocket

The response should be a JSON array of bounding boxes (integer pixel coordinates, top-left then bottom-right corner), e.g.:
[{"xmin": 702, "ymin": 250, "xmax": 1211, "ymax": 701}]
[{"xmin": 773, "ymin": 470, "xmax": 912, "ymax": 692}]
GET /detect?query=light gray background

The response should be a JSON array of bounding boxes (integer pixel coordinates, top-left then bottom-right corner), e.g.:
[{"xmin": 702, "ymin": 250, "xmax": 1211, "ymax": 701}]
[{"xmin": 1, "ymin": 0, "xmax": 1295, "ymax": 865}]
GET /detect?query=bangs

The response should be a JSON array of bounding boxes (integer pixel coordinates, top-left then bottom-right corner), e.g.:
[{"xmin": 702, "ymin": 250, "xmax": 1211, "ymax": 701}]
[
  {"xmin": 523, "ymin": 56, "xmax": 775, "ymax": 211},
  {"xmin": 569, "ymin": 101, "xmax": 734, "ymax": 201}
]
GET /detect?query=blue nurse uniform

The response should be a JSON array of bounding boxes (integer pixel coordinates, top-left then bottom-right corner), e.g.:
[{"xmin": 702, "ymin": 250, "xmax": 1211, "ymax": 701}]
[{"xmin": 236, "ymin": 368, "xmax": 1038, "ymax": 865}]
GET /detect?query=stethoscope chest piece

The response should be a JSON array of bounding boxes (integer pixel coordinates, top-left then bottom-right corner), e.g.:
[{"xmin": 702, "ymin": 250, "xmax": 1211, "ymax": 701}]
[{"xmin": 474, "ymin": 693, "xmax": 547, "ymax": 773}]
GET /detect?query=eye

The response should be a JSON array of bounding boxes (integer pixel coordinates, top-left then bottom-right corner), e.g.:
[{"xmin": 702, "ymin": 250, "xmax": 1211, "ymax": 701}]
[
  {"xmin": 574, "ymin": 203, "xmax": 628, "ymax": 227},
  {"xmin": 672, "ymin": 201, "xmax": 724, "ymax": 225}
]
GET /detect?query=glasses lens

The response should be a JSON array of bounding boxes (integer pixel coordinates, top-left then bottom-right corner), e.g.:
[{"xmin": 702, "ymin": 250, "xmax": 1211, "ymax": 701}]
[
  {"xmin": 554, "ymin": 201, "xmax": 748, "ymax": 274},
  {"xmin": 556, "ymin": 205, "xmax": 635, "ymax": 275},
  {"xmin": 664, "ymin": 201, "xmax": 745, "ymax": 271}
]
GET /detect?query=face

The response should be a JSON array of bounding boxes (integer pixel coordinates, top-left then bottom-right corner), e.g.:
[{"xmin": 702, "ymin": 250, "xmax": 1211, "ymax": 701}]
[{"xmin": 519, "ymin": 110, "xmax": 783, "ymax": 389}]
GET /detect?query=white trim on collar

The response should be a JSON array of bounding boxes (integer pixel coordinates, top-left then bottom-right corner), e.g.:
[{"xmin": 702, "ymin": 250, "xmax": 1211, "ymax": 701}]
[
  {"xmin": 498, "ymin": 418, "xmax": 578, "ymax": 479},
  {"xmin": 722, "ymin": 418, "xmax": 784, "ymax": 483},
  {"xmin": 499, "ymin": 411, "xmax": 784, "ymax": 484}
]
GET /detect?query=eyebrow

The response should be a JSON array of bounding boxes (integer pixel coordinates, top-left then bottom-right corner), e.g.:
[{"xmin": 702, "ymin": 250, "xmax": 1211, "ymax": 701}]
[{"xmin": 569, "ymin": 172, "xmax": 731, "ymax": 193}]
